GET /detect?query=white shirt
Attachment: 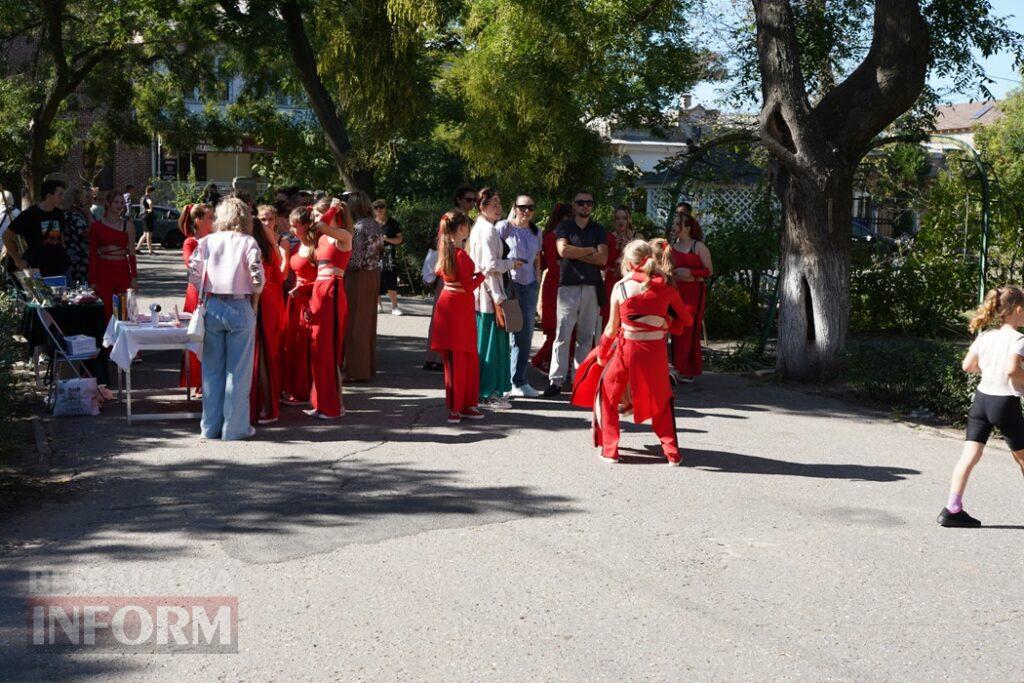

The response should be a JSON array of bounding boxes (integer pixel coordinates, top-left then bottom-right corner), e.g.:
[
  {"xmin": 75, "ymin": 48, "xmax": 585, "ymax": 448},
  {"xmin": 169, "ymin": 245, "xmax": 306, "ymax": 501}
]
[
  {"xmin": 188, "ymin": 231, "xmax": 265, "ymax": 296},
  {"xmin": 0, "ymin": 207, "xmax": 19, "ymax": 241},
  {"xmin": 422, "ymin": 249, "xmax": 438, "ymax": 286},
  {"xmin": 971, "ymin": 325, "xmax": 1024, "ymax": 396},
  {"xmin": 467, "ymin": 216, "xmax": 513, "ymax": 313}
]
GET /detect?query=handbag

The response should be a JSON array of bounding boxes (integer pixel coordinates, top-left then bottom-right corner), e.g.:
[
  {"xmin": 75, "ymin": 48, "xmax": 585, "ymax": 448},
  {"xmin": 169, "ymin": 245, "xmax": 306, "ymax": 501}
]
[
  {"xmin": 500, "ymin": 297, "xmax": 524, "ymax": 334},
  {"xmin": 186, "ymin": 265, "xmax": 206, "ymax": 343}
]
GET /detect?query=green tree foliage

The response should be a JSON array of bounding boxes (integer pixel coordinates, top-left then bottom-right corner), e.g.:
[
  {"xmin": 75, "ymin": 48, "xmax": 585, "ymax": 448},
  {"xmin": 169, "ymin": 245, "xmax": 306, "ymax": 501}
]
[{"xmin": 441, "ymin": 0, "xmax": 711, "ymax": 195}]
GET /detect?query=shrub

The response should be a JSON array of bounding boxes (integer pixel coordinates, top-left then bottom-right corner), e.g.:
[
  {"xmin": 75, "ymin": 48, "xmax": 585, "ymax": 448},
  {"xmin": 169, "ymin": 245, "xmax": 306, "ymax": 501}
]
[
  {"xmin": 0, "ymin": 290, "xmax": 24, "ymax": 458},
  {"xmin": 390, "ymin": 201, "xmax": 453, "ymax": 294},
  {"xmin": 843, "ymin": 337, "xmax": 977, "ymax": 423},
  {"xmin": 705, "ymin": 279, "xmax": 754, "ymax": 339}
]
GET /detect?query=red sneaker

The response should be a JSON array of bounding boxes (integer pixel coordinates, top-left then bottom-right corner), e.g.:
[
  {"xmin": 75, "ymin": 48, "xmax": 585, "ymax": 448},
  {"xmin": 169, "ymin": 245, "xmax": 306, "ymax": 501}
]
[
  {"xmin": 446, "ymin": 411, "xmax": 462, "ymax": 424},
  {"xmin": 460, "ymin": 407, "xmax": 485, "ymax": 420}
]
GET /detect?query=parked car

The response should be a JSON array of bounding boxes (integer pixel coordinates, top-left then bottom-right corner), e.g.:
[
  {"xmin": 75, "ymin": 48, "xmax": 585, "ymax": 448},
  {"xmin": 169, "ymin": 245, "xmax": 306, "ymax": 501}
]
[{"xmin": 132, "ymin": 204, "xmax": 183, "ymax": 249}]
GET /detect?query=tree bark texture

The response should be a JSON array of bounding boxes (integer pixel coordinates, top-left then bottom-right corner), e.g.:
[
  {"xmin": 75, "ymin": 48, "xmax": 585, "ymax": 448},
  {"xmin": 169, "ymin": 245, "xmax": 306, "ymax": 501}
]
[
  {"xmin": 279, "ymin": 0, "xmax": 361, "ymax": 192},
  {"xmin": 753, "ymin": 0, "xmax": 929, "ymax": 380}
]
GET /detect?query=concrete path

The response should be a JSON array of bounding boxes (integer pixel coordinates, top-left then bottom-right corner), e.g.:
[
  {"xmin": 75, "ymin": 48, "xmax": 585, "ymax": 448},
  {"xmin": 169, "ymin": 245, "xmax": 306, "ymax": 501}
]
[{"xmin": 1, "ymin": 251, "xmax": 1021, "ymax": 680}]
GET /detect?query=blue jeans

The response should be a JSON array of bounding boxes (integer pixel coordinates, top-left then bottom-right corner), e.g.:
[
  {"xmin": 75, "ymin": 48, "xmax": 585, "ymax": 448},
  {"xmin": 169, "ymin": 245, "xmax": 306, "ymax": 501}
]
[
  {"xmin": 201, "ymin": 297, "xmax": 256, "ymax": 440},
  {"xmin": 509, "ymin": 280, "xmax": 539, "ymax": 388}
]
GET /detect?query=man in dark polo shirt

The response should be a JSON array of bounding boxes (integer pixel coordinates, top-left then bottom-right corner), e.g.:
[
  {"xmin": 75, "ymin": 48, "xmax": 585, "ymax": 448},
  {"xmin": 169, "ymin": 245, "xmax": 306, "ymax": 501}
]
[
  {"xmin": 544, "ymin": 189, "xmax": 607, "ymax": 396},
  {"xmin": 3, "ymin": 178, "xmax": 69, "ymax": 277}
]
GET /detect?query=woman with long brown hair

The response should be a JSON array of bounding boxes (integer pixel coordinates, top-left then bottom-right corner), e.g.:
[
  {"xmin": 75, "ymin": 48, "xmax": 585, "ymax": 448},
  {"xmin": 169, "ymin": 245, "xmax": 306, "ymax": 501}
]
[
  {"xmin": 602, "ymin": 205, "xmax": 637, "ymax": 326},
  {"xmin": 669, "ymin": 213, "xmax": 713, "ymax": 382},
  {"xmin": 532, "ymin": 202, "xmax": 574, "ymax": 372},
  {"xmin": 250, "ymin": 204, "xmax": 291, "ymax": 423},
  {"xmin": 88, "ymin": 190, "xmax": 137, "ymax": 320},
  {"xmin": 179, "ymin": 203, "xmax": 214, "ymax": 389},
  {"xmin": 282, "ymin": 206, "xmax": 318, "ymax": 405},
  {"xmin": 432, "ymin": 210, "xmax": 485, "ymax": 424}
]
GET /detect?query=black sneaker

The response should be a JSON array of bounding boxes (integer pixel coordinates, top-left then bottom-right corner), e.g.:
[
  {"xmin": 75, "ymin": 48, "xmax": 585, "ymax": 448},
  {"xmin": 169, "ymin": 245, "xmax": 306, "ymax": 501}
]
[
  {"xmin": 542, "ymin": 383, "xmax": 562, "ymax": 398},
  {"xmin": 937, "ymin": 508, "xmax": 981, "ymax": 528}
]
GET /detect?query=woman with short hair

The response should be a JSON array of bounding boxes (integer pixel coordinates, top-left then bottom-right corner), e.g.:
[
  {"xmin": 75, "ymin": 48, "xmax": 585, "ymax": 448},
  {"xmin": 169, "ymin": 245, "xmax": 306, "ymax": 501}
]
[{"xmin": 188, "ymin": 197, "xmax": 265, "ymax": 440}]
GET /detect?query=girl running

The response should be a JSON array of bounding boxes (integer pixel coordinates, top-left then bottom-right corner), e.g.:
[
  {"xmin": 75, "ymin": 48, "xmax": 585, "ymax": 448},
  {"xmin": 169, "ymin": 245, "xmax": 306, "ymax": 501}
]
[{"xmin": 939, "ymin": 285, "xmax": 1024, "ymax": 527}]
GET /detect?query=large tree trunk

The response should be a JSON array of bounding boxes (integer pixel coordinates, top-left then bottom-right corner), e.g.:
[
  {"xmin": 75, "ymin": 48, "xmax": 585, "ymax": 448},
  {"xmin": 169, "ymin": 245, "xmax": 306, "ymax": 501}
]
[
  {"xmin": 754, "ymin": 0, "xmax": 929, "ymax": 381},
  {"xmin": 775, "ymin": 167, "xmax": 853, "ymax": 380},
  {"xmin": 279, "ymin": 1, "xmax": 365, "ymax": 193}
]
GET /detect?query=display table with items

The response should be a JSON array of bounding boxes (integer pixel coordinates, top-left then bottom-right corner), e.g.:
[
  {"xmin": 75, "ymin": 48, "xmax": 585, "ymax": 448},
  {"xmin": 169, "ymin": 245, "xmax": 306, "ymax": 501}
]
[{"xmin": 102, "ymin": 314, "xmax": 202, "ymax": 424}]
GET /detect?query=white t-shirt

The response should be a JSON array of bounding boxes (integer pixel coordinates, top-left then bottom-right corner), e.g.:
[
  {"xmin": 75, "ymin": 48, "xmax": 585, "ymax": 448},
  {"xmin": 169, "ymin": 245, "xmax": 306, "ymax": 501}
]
[{"xmin": 971, "ymin": 326, "xmax": 1024, "ymax": 396}]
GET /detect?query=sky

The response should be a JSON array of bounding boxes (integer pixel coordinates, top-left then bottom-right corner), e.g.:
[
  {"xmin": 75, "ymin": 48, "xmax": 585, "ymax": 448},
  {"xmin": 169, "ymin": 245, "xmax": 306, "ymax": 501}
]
[{"xmin": 690, "ymin": 0, "xmax": 1024, "ymax": 112}]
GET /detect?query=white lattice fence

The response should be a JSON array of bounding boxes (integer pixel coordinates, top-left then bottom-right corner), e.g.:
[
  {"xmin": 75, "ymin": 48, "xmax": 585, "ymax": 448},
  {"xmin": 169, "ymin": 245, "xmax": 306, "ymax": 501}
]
[{"xmin": 647, "ymin": 183, "xmax": 764, "ymax": 229}]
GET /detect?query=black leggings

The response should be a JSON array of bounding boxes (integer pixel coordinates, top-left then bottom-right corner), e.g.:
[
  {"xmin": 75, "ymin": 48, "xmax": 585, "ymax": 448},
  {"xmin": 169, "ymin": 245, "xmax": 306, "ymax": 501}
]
[{"xmin": 966, "ymin": 391, "xmax": 1024, "ymax": 451}]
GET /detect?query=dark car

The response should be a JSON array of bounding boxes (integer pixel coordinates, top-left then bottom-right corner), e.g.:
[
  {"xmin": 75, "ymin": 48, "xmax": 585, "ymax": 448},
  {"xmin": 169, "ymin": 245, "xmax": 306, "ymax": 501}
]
[{"xmin": 132, "ymin": 204, "xmax": 183, "ymax": 249}]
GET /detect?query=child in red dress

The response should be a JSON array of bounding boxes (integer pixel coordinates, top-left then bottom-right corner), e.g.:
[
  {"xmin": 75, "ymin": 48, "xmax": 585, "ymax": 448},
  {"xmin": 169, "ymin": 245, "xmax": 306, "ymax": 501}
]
[{"xmin": 431, "ymin": 210, "xmax": 486, "ymax": 424}]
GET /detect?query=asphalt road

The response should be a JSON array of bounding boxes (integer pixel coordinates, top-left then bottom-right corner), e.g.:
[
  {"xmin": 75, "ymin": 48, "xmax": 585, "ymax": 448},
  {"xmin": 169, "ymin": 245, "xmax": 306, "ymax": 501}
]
[{"xmin": 1, "ymin": 251, "xmax": 1022, "ymax": 680}]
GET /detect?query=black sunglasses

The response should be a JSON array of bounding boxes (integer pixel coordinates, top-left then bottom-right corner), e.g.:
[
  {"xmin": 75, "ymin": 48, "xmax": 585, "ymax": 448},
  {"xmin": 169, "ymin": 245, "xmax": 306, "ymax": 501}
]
[
  {"xmin": 515, "ymin": 204, "xmax": 535, "ymax": 211},
  {"xmin": 574, "ymin": 199, "xmax": 595, "ymax": 207}
]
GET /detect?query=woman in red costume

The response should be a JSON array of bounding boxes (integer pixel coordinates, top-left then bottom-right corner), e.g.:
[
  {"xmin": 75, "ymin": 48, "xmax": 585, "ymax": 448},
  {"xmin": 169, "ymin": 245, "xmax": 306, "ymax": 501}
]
[
  {"xmin": 572, "ymin": 239, "xmax": 691, "ymax": 465},
  {"xmin": 89, "ymin": 190, "xmax": 137, "ymax": 320},
  {"xmin": 531, "ymin": 202, "xmax": 574, "ymax": 372},
  {"xmin": 304, "ymin": 200, "xmax": 352, "ymax": 420},
  {"xmin": 669, "ymin": 213, "xmax": 713, "ymax": 382},
  {"xmin": 282, "ymin": 207, "xmax": 318, "ymax": 405},
  {"xmin": 250, "ymin": 204, "xmax": 291, "ymax": 423},
  {"xmin": 602, "ymin": 205, "xmax": 638, "ymax": 326},
  {"xmin": 178, "ymin": 204, "xmax": 213, "ymax": 389},
  {"xmin": 432, "ymin": 210, "xmax": 486, "ymax": 425}
]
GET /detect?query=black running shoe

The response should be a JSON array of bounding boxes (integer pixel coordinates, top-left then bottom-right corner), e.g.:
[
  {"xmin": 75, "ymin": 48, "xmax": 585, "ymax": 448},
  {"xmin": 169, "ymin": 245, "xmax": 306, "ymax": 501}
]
[
  {"xmin": 937, "ymin": 508, "xmax": 981, "ymax": 528},
  {"xmin": 542, "ymin": 383, "xmax": 562, "ymax": 398}
]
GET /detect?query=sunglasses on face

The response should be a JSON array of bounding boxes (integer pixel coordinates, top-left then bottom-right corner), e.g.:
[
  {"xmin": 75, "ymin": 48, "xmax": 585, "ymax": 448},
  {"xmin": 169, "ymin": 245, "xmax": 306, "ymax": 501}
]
[
  {"xmin": 574, "ymin": 200, "xmax": 595, "ymax": 207},
  {"xmin": 516, "ymin": 204, "xmax": 535, "ymax": 211}
]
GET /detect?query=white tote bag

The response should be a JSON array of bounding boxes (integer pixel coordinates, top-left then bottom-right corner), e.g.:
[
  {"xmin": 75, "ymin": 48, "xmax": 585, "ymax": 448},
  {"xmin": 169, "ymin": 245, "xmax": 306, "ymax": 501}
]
[
  {"xmin": 52, "ymin": 377, "xmax": 100, "ymax": 417},
  {"xmin": 186, "ymin": 266, "xmax": 206, "ymax": 343}
]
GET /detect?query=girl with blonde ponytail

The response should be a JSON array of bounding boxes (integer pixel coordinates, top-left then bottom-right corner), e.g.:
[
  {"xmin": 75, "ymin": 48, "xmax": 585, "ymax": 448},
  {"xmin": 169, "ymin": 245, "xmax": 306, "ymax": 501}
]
[
  {"xmin": 939, "ymin": 285, "xmax": 1024, "ymax": 528},
  {"xmin": 570, "ymin": 239, "xmax": 692, "ymax": 464}
]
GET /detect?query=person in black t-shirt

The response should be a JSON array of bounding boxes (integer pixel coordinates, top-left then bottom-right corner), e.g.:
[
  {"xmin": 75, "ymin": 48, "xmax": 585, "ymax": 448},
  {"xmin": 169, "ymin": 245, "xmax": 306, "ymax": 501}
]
[
  {"xmin": 135, "ymin": 185, "xmax": 156, "ymax": 255},
  {"xmin": 544, "ymin": 189, "xmax": 607, "ymax": 396},
  {"xmin": 373, "ymin": 199, "xmax": 405, "ymax": 316},
  {"xmin": 3, "ymin": 178, "xmax": 70, "ymax": 277}
]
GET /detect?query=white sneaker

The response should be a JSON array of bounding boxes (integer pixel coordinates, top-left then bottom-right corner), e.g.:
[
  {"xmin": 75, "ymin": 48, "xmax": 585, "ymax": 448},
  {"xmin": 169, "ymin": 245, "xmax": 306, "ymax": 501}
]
[
  {"xmin": 509, "ymin": 384, "xmax": 540, "ymax": 398},
  {"xmin": 391, "ymin": 307, "xmax": 404, "ymax": 316},
  {"xmin": 484, "ymin": 396, "xmax": 512, "ymax": 410}
]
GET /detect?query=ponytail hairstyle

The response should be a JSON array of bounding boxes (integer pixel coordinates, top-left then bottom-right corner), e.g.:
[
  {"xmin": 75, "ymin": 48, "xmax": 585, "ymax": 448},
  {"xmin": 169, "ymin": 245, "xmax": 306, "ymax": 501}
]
[
  {"xmin": 437, "ymin": 210, "xmax": 469, "ymax": 280},
  {"xmin": 477, "ymin": 187, "xmax": 499, "ymax": 213},
  {"xmin": 970, "ymin": 285, "xmax": 1024, "ymax": 333},
  {"xmin": 290, "ymin": 206, "xmax": 318, "ymax": 265},
  {"xmin": 680, "ymin": 215, "xmax": 703, "ymax": 242},
  {"xmin": 621, "ymin": 239, "xmax": 667, "ymax": 291},
  {"xmin": 648, "ymin": 237, "xmax": 674, "ymax": 283},
  {"xmin": 178, "ymin": 204, "xmax": 194, "ymax": 236}
]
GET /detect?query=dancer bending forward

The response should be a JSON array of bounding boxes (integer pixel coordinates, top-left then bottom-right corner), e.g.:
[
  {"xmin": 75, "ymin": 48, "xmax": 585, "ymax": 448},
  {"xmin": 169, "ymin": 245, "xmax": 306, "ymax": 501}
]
[
  {"xmin": 572, "ymin": 240, "xmax": 691, "ymax": 464},
  {"xmin": 939, "ymin": 285, "xmax": 1024, "ymax": 527}
]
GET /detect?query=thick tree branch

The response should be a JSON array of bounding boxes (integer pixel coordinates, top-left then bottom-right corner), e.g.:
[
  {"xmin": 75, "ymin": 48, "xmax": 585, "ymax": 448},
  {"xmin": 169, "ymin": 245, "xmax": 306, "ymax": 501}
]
[
  {"xmin": 814, "ymin": 0, "xmax": 929, "ymax": 161},
  {"xmin": 279, "ymin": 0, "xmax": 357, "ymax": 190},
  {"xmin": 40, "ymin": 0, "xmax": 69, "ymax": 84},
  {"xmin": 753, "ymin": 0, "xmax": 828, "ymax": 172}
]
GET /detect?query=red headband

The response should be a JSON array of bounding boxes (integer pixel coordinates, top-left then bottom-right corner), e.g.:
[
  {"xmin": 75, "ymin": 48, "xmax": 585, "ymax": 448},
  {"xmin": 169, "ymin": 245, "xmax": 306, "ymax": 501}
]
[{"xmin": 631, "ymin": 255, "xmax": 651, "ymax": 272}]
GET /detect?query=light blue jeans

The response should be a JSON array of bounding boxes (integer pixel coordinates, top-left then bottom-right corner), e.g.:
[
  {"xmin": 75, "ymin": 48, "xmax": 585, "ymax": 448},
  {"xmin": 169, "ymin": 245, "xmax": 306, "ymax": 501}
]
[
  {"xmin": 201, "ymin": 296, "xmax": 256, "ymax": 440},
  {"xmin": 510, "ymin": 280, "xmax": 539, "ymax": 388}
]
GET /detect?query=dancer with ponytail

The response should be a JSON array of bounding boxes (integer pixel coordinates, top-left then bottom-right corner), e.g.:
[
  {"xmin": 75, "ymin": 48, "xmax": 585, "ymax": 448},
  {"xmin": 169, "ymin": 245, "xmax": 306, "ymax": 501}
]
[
  {"xmin": 432, "ymin": 210, "xmax": 486, "ymax": 424},
  {"xmin": 179, "ymin": 204, "xmax": 213, "ymax": 389},
  {"xmin": 282, "ymin": 207, "xmax": 318, "ymax": 405},
  {"xmin": 938, "ymin": 286, "xmax": 1024, "ymax": 527},
  {"xmin": 305, "ymin": 200, "xmax": 352, "ymax": 419},
  {"xmin": 669, "ymin": 213, "xmax": 713, "ymax": 382},
  {"xmin": 572, "ymin": 240, "xmax": 691, "ymax": 465},
  {"xmin": 250, "ymin": 204, "xmax": 291, "ymax": 423}
]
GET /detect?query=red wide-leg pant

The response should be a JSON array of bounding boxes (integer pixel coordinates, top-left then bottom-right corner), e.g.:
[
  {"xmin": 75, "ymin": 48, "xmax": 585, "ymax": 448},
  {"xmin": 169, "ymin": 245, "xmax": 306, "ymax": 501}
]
[
  {"xmin": 671, "ymin": 282, "xmax": 705, "ymax": 376},
  {"xmin": 310, "ymin": 278, "xmax": 348, "ymax": 418},
  {"xmin": 597, "ymin": 355, "xmax": 679, "ymax": 462},
  {"xmin": 444, "ymin": 350, "xmax": 480, "ymax": 413},
  {"xmin": 283, "ymin": 290, "xmax": 313, "ymax": 402}
]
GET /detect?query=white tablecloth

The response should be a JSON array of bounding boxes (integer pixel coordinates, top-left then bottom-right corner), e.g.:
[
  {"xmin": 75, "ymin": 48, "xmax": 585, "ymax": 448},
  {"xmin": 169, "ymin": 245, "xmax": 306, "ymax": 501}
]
[{"xmin": 102, "ymin": 316, "xmax": 202, "ymax": 371}]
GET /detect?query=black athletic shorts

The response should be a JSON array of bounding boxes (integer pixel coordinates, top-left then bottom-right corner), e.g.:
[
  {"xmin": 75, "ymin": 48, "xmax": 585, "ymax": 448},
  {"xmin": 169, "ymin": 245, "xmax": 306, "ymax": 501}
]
[{"xmin": 966, "ymin": 390, "xmax": 1024, "ymax": 451}]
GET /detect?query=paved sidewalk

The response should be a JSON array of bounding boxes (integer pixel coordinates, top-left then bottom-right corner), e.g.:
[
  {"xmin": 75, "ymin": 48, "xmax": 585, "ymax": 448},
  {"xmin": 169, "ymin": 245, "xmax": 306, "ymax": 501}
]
[{"xmin": 1, "ymin": 252, "xmax": 1022, "ymax": 680}]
